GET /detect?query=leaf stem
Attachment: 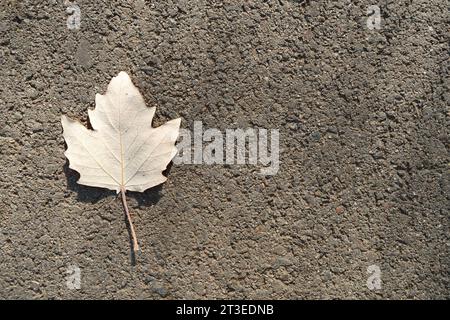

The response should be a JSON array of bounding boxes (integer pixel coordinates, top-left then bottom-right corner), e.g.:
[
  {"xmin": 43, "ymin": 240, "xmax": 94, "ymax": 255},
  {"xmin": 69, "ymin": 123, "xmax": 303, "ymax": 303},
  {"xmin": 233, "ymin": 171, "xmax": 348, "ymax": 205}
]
[{"xmin": 120, "ymin": 188, "xmax": 139, "ymax": 253}]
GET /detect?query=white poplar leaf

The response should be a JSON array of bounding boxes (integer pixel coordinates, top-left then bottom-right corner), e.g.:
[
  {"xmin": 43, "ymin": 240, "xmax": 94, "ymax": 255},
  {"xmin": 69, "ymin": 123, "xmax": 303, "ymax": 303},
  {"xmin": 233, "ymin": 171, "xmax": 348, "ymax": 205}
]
[{"xmin": 61, "ymin": 71, "xmax": 181, "ymax": 194}]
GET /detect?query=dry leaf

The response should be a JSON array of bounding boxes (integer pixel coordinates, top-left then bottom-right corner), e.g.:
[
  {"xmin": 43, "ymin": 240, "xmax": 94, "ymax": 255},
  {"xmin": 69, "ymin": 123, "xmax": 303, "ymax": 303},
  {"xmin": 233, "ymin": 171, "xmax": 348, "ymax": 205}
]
[{"xmin": 62, "ymin": 71, "xmax": 181, "ymax": 253}]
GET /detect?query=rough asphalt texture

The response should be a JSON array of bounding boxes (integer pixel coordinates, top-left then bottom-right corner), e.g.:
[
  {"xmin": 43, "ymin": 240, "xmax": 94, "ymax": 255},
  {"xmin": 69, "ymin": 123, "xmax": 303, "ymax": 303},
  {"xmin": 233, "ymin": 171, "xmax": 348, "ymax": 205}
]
[{"xmin": 0, "ymin": 0, "xmax": 448, "ymax": 299}]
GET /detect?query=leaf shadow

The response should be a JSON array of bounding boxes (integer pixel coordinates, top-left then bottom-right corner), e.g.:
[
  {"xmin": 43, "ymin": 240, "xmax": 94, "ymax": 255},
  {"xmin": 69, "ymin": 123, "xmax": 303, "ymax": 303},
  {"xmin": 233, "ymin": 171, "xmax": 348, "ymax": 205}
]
[
  {"xmin": 63, "ymin": 160, "xmax": 115, "ymax": 203},
  {"xmin": 128, "ymin": 162, "xmax": 173, "ymax": 207}
]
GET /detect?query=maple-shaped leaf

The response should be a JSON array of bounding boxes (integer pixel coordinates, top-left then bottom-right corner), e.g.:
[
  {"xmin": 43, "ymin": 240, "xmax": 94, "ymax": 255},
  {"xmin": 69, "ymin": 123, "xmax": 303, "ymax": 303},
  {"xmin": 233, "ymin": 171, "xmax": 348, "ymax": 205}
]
[{"xmin": 62, "ymin": 71, "xmax": 181, "ymax": 253}]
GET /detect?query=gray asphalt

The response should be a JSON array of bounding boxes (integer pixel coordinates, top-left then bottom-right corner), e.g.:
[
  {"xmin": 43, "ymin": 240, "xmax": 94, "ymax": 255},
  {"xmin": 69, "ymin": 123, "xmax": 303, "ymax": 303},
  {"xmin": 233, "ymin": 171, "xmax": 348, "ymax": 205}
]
[{"xmin": 0, "ymin": 0, "xmax": 448, "ymax": 299}]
